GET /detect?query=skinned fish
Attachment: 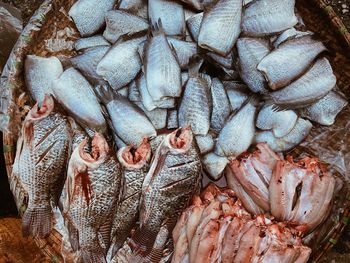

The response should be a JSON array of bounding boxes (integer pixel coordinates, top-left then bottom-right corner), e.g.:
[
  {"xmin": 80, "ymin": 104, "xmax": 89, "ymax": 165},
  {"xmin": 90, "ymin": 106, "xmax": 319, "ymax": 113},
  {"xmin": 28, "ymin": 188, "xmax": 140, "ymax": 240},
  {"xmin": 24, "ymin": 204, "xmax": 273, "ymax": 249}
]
[
  {"xmin": 198, "ymin": 0, "xmax": 242, "ymax": 56},
  {"xmin": 69, "ymin": 0, "xmax": 116, "ymax": 37},
  {"xmin": 202, "ymin": 152, "xmax": 228, "ymax": 180},
  {"xmin": 97, "ymin": 85, "xmax": 156, "ymax": 146},
  {"xmin": 25, "ymin": 55, "xmax": 63, "ymax": 104},
  {"xmin": 52, "ymin": 68, "xmax": 107, "ymax": 132},
  {"xmin": 167, "ymin": 37, "xmax": 197, "ymax": 69},
  {"xmin": 257, "ymin": 35, "xmax": 327, "ymax": 90},
  {"xmin": 75, "ymin": 35, "xmax": 110, "ymax": 51},
  {"xmin": 12, "ymin": 95, "xmax": 71, "ymax": 238},
  {"xmin": 186, "ymin": 12, "xmax": 203, "ymax": 42},
  {"xmin": 242, "ymin": 0, "xmax": 298, "ymax": 37},
  {"xmin": 118, "ymin": 0, "xmax": 148, "ymax": 19},
  {"xmin": 223, "ymin": 81, "xmax": 250, "ymax": 112},
  {"xmin": 97, "ymin": 35, "xmax": 146, "ymax": 90},
  {"xmin": 64, "ymin": 133, "xmax": 122, "ymax": 263},
  {"xmin": 103, "ymin": 10, "xmax": 149, "ymax": 44}
]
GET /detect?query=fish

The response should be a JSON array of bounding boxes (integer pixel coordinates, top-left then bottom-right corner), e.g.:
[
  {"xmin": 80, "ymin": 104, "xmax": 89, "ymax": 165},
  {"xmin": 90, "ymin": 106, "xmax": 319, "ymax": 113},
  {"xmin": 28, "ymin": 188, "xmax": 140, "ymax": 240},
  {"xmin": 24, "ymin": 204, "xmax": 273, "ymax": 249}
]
[
  {"xmin": 195, "ymin": 133, "xmax": 214, "ymax": 155},
  {"xmin": 236, "ymin": 37, "xmax": 270, "ymax": 94},
  {"xmin": 202, "ymin": 152, "xmax": 228, "ymax": 180},
  {"xmin": 97, "ymin": 35, "xmax": 146, "ymax": 90},
  {"xmin": 210, "ymin": 217, "xmax": 234, "ymax": 262},
  {"xmin": 167, "ymin": 110, "xmax": 178, "ymax": 130},
  {"xmin": 206, "ymin": 52, "xmax": 234, "ymax": 69},
  {"xmin": 272, "ymin": 28, "xmax": 312, "ymax": 49},
  {"xmin": 210, "ymin": 78, "xmax": 231, "ymax": 133},
  {"xmin": 215, "ymin": 98, "xmax": 257, "ymax": 157},
  {"xmin": 223, "ymin": 81, "xmax": 250, "ymax": 112},
  {"xmin": 103, "ymin": 10, "xmax": 149, "ymax": 44},
  {"xmin": 178, "ymin": 0, "xmax": 204, "ymax": 10},
  {"xmin": 64, "ymin": 133, "xmax": 122, "ymax": 262},
  {"xmin": 118, "ymin": 0, "xmax": 148, "ymax": 19},
  {"xmin": 256, "ymin": 105, "xmax": 298, "ymax": 138},
  {"xmin": 12, "ymin": 95, "xmax": 71, "ymax": 238},
  {"xmin": 135, "ymin": 101, "xmax": 168, "ymax": 130},
  {"xmin": 96, "ymin": 85, "xmax": 157, "ymax": 146},
  {"xmin": 128, "ymin": 80, "xmax": 141, "ymax": 102},
  {"xmin": 299, "ymin": 91, "xmax": 348, "ymax": 126},
  {"xmin": 111, "ymin": 139, "xmax": 151, "ymax": 255},
  {"xmin": 52, "ymin": 67, "xmax": 107, "ymax": 132},
  {"xmin": 178, "ymin": 70, "xmax": 211, "ymax": 136},
  {"xmin": 70, "ymin": 46, "xmax": 110, "ymax": 84},
  {"xmin": 257, "ymin": 35, "xmax": 327, "ymax": 90},
  {"xmin": 24, "ymin": 55, "xmax": 63, "ymax": 104},
  {"xmin": 148, "ymin": 0, "xmax": 185, "ymax": 36},
  {"xmin": 194, "ymin": 219, "xmax": 220, "ymax": 262},
  {"xmin": 198, "ymin": 0, "xmax": 242, "ymax": 56},
  {"xmin": 129, "ymin": 128, "xmax": 201, "ymax": 262},
  {"xmin": 144, "ymin": 22, "xmax": 182, "ymax": 101},
  {"xmin": 269, "ymin": 58, "xmax": 337, "ymax": 108},
  {"xmin": 255, "ymin": 117, "xmax": 313, "ymax": 152},
  {"xmin": 242, "ymin": 0, "xmax": 298, "ymax": 37},
  {"xmin": 167, "ymin": 38, "xmax": 197, "ymax": 69},
  {"xmin": 69, "ymin": 0, "xmax": 117, "ymax": 37},
  {"xmin": 74, "ymin": 35, "xmax": 111, "ymax": 51},
  {"xmin": 186, "ymin": 12, "xmax": 203, "ymax": 42},
  {"xmin": 117, "ymin": 86, "xmax": 129, "ymax": 97}
]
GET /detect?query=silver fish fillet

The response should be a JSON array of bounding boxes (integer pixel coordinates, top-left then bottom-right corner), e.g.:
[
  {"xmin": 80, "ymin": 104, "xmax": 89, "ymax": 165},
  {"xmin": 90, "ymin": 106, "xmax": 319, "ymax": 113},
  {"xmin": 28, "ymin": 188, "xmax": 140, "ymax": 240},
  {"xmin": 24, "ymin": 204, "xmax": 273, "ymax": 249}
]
[
  {"xmin": 52, "ymin": 68, "xmax": 106, "ymax": 132},
  {"xmin": 167, "ymin": 37, "xmax": 197, "ymax": 69},
  {"xmin": 215, "ymin": 99, "xmax": 257, "ymax": 157},
  {"xmin": 128, "ymin": 80, "xmax": 141, "ymax": 102},
  {"xmin": 75, "ymin": 35, "xmax": 110, "ymax": 51},
  {"xmin": 25, "ymin": 55, "xmax": 63, "ymax": 104},
  {"xmin": 198, "ymin": 0, "xmax": 242, "ymax": 56},
  {"xmin": 144, "ymin": 23, "xmax": 182, "ymax": 100},
  {"xmin": 97, "ymin": 36, "xmax": 146, "ymax": 90},
  {"xmin": 69, "ymin": 0, "xmax": 116, "ymax": 37},
  {"xmin": 202, "ymin": 152, "xmax": 228, "ymax": 180},
  {"xmin": 195, "ymin": 133, "xmax": 214, "ymax": 155},
  {"xmin": 223, "ymin": 81, "xmax": 250, "ymax": 112},
  {"xmin": 242, "ymin": 0, "xmax": 298, "ymax": 37},
  {"xmin": 273, "ymin": 28, "xmax": 312, "ymax": 49},
  {"xmin": 236, "ymin": 37, "xmax": 270, "ymax": 94},
  {"xmin": 257, "ymin": 35, "xmax": 327, "ymax": 90},
  {"xmin": 256, "ymin": 105, "xmax": 298, "ymax": 138},
  {"xmin": 207, "ymin": 52, "xmax": 234, "ymax": 69},
  {"xmin": 135, "ymin": 101, "xmax": 168, "ymax": 130},
  {"xmin": 97, "ymin": 85, "xmax": 156, "ymax": 146},
  {"xmin": 118, "ymin": 0, "xmax": 148, "ymax": 19},
  {"xmin": 186, "ymin": 12, "xmax": 203, "ymax": 42},
  {"xmin": 103, "ymin": 10, "xmax": 149, "ymax": 44},
  {"xmin": 12, "ymin": 95, "xmax": 70, "ymax": 238},
  {"xmin": 148, "ymin": 0, "xmax": 185, "ymax": 36},
  {"xmin": 269, "ymin": 58, "xmax": 337, "ymax": 108},
  {"xmin": 299, "ymin": 91, "xmax": 348, "ymax": 126}
]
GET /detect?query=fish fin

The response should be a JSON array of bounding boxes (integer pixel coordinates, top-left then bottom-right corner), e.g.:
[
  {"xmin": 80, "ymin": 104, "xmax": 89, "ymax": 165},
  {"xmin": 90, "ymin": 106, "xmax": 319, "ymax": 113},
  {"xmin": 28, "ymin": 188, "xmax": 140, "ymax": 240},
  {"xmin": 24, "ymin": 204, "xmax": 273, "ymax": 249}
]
[
  {"xmin": 79, "ymin": 244, "xmax": 107, "ymax": 263},
  {"xmin": 66, "ymin": 220, "xmax": 80, "ymax": 251},
  {"xmin": 150, "ymin": 18, "xmax": 165, "ymax": 37},
  {"xmin": 22, "ymin": 204, "xmax": 52, "ymax": 238},
  {"xmin": 263, "ymin": 96, "xmax": 294, "ymax": 112},
  {"xmin": 168, "ymin": 42, "xmax": 181, "ymax": 66}
]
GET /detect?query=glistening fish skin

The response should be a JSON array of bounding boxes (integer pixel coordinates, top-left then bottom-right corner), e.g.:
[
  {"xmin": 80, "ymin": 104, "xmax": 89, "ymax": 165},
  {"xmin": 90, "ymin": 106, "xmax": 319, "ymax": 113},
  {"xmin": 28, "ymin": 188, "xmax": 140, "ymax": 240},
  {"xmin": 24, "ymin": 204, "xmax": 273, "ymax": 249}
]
[
  {"xmin": 52, "ymin": 68, "xmax": 107, "ymax": 132},
  {"xmin": 167, "ymin": 38, "xmax": 197, "ymax": 69},
  {"xmin": 202, "ymin": 152, "xmax": 228, "ymax": 180},
  {"xmin": 74, "ymin": 35, "xmax": 110, "ymax": 51},
  {"xmin": 69, "ymin": 0, "xmax": 116, "ymax": 37},
  {"xmin": 64, "ymin": 133, "xmax": 122, "ymax": 263},
  {"xmin": 12, "ymin": 95, "xmax": 70, "ymax": 238},
  {"xmin": 198, "ymin": 0, "xmax": 242, "ymax": 56},
  {"xmin": 25, "ymin": 55, "xmax": 63, "ymax": 104},
  {"xmin": 269, "ymin": 58, "xmax": 337, "ymax": 108},
  {"xmin": 186, "ymin": 12, "xmax": 203, "ymax": 42},
  {"xmin": 223, "ymin": 81, "xmax": 250, "ymax": 112},
  {"xmin": 118, "ymin": 0, "xmax": 148, "ymax": 19},
  {"xmin": 257, "ymin": 35, "xmax": 327, "ymax": 90},
  {"xmin": 242, "ymin": 0, "xmax": 298, "ymax": 37}
]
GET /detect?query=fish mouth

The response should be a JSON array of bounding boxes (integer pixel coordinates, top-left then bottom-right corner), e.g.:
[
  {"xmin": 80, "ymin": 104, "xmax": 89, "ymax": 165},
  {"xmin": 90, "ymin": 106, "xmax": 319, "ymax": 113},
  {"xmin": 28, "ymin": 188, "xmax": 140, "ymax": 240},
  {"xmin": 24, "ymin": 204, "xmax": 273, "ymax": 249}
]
[
  {"xmin": 28, "ymin": 94, "xmax": 54, "ymax": 120},
  {"xmin": 79, "ymin": 133, "xmax": 109, "ymax": 163},
  {"xmin": 166, "ymin": 126, "xmax": 193, "ymax": 153},
  {"xmin": 118, "ymin": 137, "xmax": 151, "ymax": 169}
]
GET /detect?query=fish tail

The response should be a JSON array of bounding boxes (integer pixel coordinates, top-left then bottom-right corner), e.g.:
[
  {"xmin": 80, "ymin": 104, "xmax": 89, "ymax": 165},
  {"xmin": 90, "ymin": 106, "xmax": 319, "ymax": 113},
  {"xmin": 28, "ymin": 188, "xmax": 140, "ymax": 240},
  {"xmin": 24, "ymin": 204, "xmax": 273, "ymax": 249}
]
[
  {"xmin": 22, "ymin": 204, "xmax": 52, "ymax": 238},
  {"xmin": 79, "ymin": 243, "xmax": 107, "ymax": 263}
]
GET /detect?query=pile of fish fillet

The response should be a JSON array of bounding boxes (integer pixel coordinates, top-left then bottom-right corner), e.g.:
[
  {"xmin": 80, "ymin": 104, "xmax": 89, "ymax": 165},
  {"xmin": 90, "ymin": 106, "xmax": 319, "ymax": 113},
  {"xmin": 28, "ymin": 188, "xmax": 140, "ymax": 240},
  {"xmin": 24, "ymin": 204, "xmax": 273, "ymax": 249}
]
[{"xmin": 11, "ymin": 0, "xmax": 347, "ymax": 262}]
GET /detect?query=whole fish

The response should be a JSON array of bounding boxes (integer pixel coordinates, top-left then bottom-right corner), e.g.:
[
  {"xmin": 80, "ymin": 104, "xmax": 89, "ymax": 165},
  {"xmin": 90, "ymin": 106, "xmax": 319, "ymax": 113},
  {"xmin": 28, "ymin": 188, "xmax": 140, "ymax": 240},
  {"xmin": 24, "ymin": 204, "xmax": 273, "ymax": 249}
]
[
  {"xmin": 236, "ymin": 37, "xmax": 270, "ymax": 94},
  {"xmin": 198, "ymin": 0, "xmax": 242, "ymax": 56},
  {"xmin": 202, "ymin": 152, "xmax": 228, "ymax": 180},
  {"xmin": 242, "ymin": 0, "xmax": 298, "ymax": 37},
  {"xmin": 52, "ymin": 68, "xmax": 107, "ymax": 132},
  {"xmin": 223, "ymin": 81, "xmax": 250, "ymax": 112},
  {"xmin": 144, "ymin": 22, "xmax": 182, "ymax": 101},
  {"xmin": 97, "ymin": 85, "xmax": 156, "ymax": 146},
  {"xmin": 69, "ymin": 0, "xmax": 117, "ymax": 37},
  {"xmin": 210, "ymin": 78, "xmax": 231, "ymax": 133},
  {"xmin": 25, "ymin": 55, "xmax": 63, "ymax": 104},
  {"xmin": 215, "ymin": 99, "xmax": 257, "ymax": 157},
  {"xmin": 97, "ymin": 35, "xmax": 146, "ymax": 90},
  {"xmin": 256, "ymin": 105, "xmax": 298, "ymax": 138},
  {"xmin": 118, "ymin": 0, "xmax": 148, "ymax": 19},
  {"xmin": 186, "ymin": 12, "xmax": 203, "ymax": 42},
  {"xmin": 148, "ymin": 0, "xmax": 185, "ymax": 36},
  {"xmin": 64, "ymin": 133, "xmax": 122, "ymax": 262},
  {"xmin": 299, "ymin": 91, "xmax": 348, "ymax": 126},
  {"xmin": 74, "ymin": 35, "xmax": 110, "ymax": 51},
  {"xmin": 12, "ymin": 95, "xmax": 71, "ymax": 238},
  {"xmin": 70, "ymin": 46, "xmax": 110, "ymax": 84},
  {"xmin": 129, "ymin": 128, "xmax": 201, "ymax": 262},
  {"xmin": 167, "ymin": 38, "xmax": 197, "ymax": 69},
  {"xmin": 269, "ymin": 58, "xmax": 337, "ymax": 108},
  {"xmin": 257, "ymin": 35, "xmax": 327, "ymax": 90},
  {"xmin": 111, "ymin": 139, "xmax": 151, "ymax": 255},
  {"xmin": 195, "ymin": 133, "xmax": 214, "ymax": 154},
  {"xmin": 103, "ymin": 10, "xmax": 149, "ymax": 44},
  {"xmin": 178, "ymin": 71, "xmax": 211, "ymax": 136}
]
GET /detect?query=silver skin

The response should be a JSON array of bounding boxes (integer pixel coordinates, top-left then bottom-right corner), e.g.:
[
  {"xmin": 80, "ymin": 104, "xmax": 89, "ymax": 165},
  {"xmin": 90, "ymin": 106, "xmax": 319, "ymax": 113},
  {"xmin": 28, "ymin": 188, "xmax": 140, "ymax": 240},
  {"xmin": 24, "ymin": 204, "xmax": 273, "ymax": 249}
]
[
  {"xmin": 257, "ymin": 35, "xmax": 327, "ymax": 90},
  {"xmin": 195, "ymin": 133, "xmax": 214, "ymax": 155},
  {"xmin": 97, "ymin": 36, "xmax": 146, "ymax": 90},
  {"xmin": 202, "ymin": 152, "xmax": 228, "ymax": 180},
  {"xmin": 69, "ymin": 0, "xmax": 116, "ymax": 37},
  {"xmin": 207, "ymin": 52, "xmax": 234, "ymax": 69},
  {"xmin": 117, "ymin": 87, "xmax": 129, "ymax": 97},
  {"xmin": 269, "ymin": 58, "xmax": 337, "ymax": 108},
  {"xmin": 74, "ymin": 35, "xmax": 110, "ymax": 51},
  {"xmin": 135, "ymin": 101, "xmax": 168, "ymax": 130},
  {"xmin": 186, "ymin": 12, "xmax": 203, "ymax": 42},
  {"xmin": 242, "ymin": 0, "xmax": 298, "ymax": 37},
  {"xmin": 167, "ymin": 37, "xmax": 197, "ymax": 69},
  {"xmin": 25, "ymin": 55, "xmax": 63, "ymax": 104},
  {"xmin": 103, "ymin": 10, "xmax": 149, "ymax": 44},
  {"xmin": 128, "ymin": 80, "xmax": 141, "ymax": 102},
  {"xmin": 52, "ymin": 68, "xmax": 107, "ymax": 132},
  {"xmin": 167, "ymin": 110, "xmax": 178, "ymax": 130},
  {"xmin": 118, "ymin": 0, "xmax": 148, "ymax": 19},
  {"xmin": 223, "ymin": 81, "xmax": 250, "ymax": 112},
  {"xmin": 272, "ymin": 28, "xmax": 312, "ymax": 49},
  {"xmin": 198, "ymin": 0, "xmax": 242, "ymax": 56}
]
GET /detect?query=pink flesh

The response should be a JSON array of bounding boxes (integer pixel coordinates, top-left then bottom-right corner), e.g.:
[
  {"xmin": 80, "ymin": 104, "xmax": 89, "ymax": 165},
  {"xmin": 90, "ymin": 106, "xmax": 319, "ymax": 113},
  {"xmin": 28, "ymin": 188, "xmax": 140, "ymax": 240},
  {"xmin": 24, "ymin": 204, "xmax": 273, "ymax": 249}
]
[
  {"xmin": 169, "ymin": 127, "xmax": 192, "ymax": 149},
  {"xmin": 122, "ymin": 138, "xmax": 151, "ymax": 165},
  {"xmin": 79, "ymin": 133, "xmax": 109, "ymax": 163},
  {"xmin": 195, "ymin": 220, "xmax": 220, "ymax": 263}
]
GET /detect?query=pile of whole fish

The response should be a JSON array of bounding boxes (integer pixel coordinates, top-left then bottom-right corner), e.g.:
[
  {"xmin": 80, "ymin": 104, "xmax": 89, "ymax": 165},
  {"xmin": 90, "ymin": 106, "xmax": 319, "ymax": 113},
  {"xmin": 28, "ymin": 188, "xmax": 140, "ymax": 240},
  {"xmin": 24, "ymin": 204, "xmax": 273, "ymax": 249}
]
[
  {"xmin": 173, "ymin": 184, "xmax": 312, "ymax": 263},
  {"xmin": 11, "ymin": 0, "xmax": 348, "ymax": 262}
]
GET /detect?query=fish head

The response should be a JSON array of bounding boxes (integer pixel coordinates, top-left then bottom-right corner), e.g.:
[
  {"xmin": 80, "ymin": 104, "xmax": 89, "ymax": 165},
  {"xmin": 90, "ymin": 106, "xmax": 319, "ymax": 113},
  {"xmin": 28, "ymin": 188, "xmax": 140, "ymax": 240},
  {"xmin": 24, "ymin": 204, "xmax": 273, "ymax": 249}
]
[
  {"xmin": 117, "ymin": 137, "xmax": 151, "ymax": 170},
  {"xmin": 164, "ymin": 126, "xmax": 193, "ymax": 154}
]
